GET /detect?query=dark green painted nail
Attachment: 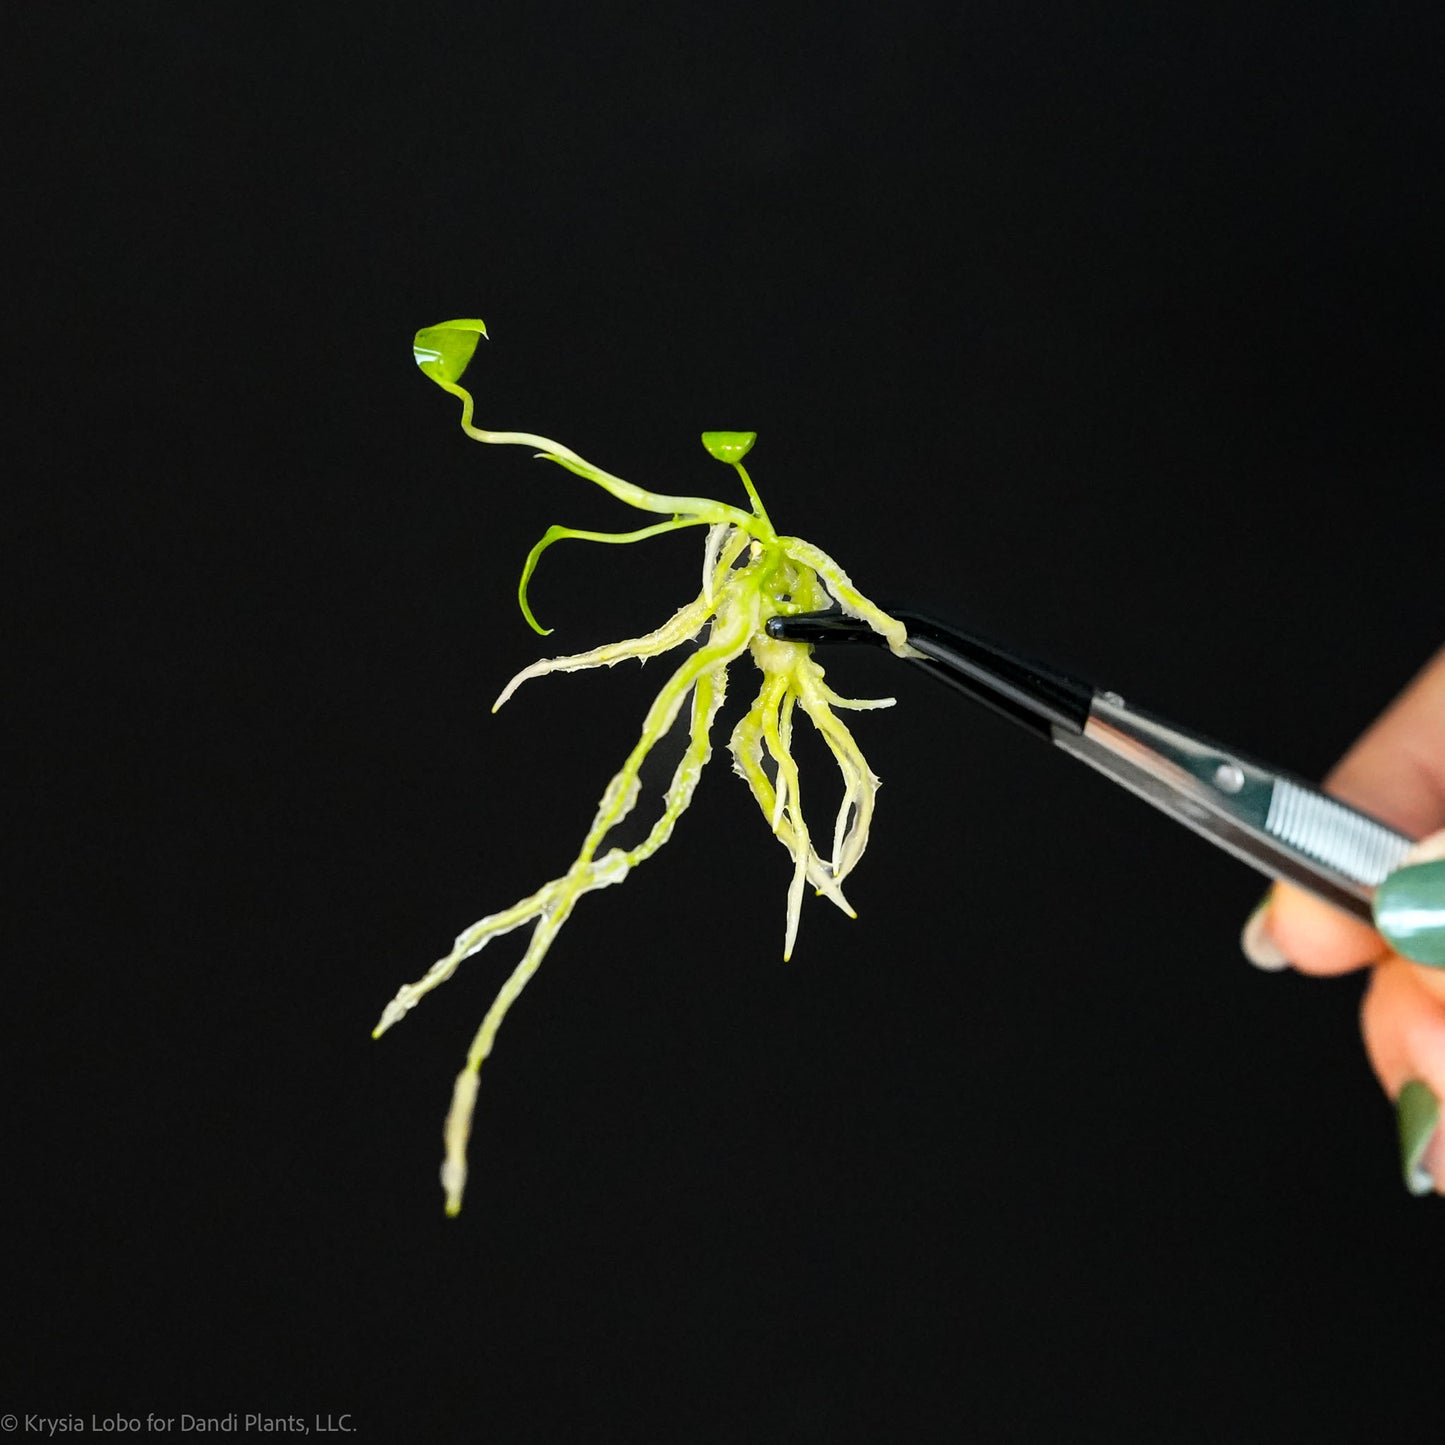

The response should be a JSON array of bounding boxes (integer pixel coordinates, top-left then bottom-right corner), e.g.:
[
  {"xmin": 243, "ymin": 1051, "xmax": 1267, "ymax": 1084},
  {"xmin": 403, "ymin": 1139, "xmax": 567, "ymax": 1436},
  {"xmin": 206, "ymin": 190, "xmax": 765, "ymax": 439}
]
[
  {"xmin": 1374, "ymin": 859, "xmax": 1445, "ymax": 967},
  {"xmin": 1397, "ymin": 1082, "xmax": 1439, "ymax": 1197}
]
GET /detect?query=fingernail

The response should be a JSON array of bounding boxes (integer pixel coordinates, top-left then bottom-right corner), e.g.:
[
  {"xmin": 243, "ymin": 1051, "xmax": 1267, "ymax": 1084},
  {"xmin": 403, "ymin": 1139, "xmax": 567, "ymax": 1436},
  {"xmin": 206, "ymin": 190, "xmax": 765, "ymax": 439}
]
[
  {"xmin": 1396, "ymin": 1081, "xmax": 1440, "ymax": 1197},
  {"xmin": 1373, "ymin": 859, "xmax": 1445, "ymax": 968},
  {"xmin": 1240, "ymin": 893, "xmax": 1290, "ymax": 971}
]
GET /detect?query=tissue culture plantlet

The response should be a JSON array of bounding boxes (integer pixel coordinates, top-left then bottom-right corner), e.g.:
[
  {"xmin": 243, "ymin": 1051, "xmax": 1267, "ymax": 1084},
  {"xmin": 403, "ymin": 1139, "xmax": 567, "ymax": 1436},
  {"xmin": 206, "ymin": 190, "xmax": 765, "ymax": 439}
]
[{"xmin": 377, "ymin": 319, "xmax": 913, "ymax": 1214}]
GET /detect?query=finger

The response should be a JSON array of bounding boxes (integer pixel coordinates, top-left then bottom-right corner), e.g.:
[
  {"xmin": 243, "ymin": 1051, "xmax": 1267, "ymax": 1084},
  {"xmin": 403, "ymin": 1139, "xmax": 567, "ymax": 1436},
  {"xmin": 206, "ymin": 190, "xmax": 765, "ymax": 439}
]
[
  {"xmin": 1243, "ymin": 648, "xmax": 1445, "ymax": 976},
  {"xmin": 1245, "ymin": 838, "xmax": 1445, "ymax": 981},
  {"xmin": 1251, "ymin": 880, "xmax": 1386, "ymax": 976},
  {"xmin": 1360, "ymin": 956, "xmax": 1445, "ymax": 1196},
  {"xmin": 1259, "ymin": 832, "xmax": 1445, "ymax": 991}
]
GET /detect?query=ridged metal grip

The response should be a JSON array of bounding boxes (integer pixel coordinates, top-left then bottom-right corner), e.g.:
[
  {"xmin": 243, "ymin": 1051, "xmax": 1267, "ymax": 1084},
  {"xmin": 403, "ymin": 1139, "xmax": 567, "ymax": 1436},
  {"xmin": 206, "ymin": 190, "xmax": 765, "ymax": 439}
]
[
  {"xmin": 1264, "ymin": 778, "xmax": 1414, "ymax": 887},
  {"xmin": 1054, "ymin": 694, "xmax": 1418, "ymax": 921}
]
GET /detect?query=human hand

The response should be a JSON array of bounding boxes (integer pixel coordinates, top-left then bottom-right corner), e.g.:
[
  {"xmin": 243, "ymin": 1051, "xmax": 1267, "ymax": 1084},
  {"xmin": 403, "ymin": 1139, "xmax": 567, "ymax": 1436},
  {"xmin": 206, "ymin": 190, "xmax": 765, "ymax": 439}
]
[{"xmin": 1240, "ymin": 647, "xmax": 1445, "ymax": 1196}]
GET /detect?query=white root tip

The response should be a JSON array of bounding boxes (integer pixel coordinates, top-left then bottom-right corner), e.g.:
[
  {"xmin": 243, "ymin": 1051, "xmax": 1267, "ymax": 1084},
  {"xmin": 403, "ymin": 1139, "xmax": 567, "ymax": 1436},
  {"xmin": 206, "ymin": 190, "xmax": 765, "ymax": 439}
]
[
  {"xmin": 441, "ymin": 1158, "xmax": 467, "ymax": 1217},
  {"xmin": 442, "ymin": 1069, "xmax": 481, "ymax": 1216}
]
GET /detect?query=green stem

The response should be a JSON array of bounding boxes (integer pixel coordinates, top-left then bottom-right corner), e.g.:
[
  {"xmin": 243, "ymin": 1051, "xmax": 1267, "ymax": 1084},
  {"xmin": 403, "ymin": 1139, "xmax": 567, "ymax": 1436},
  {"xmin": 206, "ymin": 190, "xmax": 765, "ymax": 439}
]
[{"xmin": 734, "ymin": 462, "xmax": 775, "ymax": 535}]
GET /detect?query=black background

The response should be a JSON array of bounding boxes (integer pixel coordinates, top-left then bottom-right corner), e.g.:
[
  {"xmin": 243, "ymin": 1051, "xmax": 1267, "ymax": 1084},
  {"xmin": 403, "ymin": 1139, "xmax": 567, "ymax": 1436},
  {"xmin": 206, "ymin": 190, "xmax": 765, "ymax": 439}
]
[{"xmin": 10, "ymin": 3, "xmax": 1445, "ymax": 1440}]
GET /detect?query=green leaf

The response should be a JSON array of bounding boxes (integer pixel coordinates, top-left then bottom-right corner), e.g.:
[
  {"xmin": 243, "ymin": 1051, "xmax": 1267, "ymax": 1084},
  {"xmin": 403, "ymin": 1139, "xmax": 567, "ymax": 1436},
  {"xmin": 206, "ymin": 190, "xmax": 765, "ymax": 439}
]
[
  {"xmin": 414, "ymin": 319, "xmax": 488, "ymax": 387},
  {"xmin": 701, "ymin": 431, "xmax": 757, "ymax": 464}
]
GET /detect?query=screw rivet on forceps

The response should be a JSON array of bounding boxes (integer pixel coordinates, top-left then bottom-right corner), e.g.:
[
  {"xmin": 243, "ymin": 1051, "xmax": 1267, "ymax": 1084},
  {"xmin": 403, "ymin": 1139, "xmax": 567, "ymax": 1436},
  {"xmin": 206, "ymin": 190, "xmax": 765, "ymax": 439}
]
[{"xmin": 1213, "ymin": 763, "xmax": 1245, "ymax": 794}]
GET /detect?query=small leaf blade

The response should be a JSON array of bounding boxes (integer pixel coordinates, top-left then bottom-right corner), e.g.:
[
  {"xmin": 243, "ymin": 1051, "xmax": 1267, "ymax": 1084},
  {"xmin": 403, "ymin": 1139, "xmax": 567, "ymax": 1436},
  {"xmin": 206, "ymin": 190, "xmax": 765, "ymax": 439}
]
[
  {"xmin": 414, "ymin": 319, "xmax": 489, "ymax": 387},
  {"xmin": 701, "ymin": 430, "xmax": 757, "ymax": 463}
]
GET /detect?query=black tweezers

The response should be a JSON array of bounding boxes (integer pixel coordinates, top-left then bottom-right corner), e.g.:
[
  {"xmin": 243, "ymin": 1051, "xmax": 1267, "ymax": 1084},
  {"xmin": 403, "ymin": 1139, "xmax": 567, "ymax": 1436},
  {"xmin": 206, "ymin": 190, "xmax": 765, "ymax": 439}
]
[{"xmin": 766, "ymin": 608, "xmax": 1415, "ymax": 923}]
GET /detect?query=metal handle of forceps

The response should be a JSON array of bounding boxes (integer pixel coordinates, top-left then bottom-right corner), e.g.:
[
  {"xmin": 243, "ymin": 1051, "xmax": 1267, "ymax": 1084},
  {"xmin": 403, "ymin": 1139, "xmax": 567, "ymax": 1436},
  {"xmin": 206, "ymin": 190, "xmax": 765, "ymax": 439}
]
[
  {"xmin": 766, "ymin": 609, "xmax": 1418, "ymax": 923},
  {"xmin": 1053, "ymin": 691, "xmax": 1414, "ymax": 922}
]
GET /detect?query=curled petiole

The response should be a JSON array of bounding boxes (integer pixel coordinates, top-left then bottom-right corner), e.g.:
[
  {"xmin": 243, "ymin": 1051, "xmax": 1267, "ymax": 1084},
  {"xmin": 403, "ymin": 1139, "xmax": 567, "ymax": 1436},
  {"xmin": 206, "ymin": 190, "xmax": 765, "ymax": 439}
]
[{"xmin": 518, "ymin": 516, "xmax": 710, "ymax": 635}]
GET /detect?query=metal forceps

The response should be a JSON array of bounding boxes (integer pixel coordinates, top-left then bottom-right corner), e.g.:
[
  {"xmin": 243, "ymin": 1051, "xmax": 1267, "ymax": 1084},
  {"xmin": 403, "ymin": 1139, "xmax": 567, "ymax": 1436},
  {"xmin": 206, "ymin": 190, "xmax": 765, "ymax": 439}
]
[{"xmin": 765, "ymin": 608, "xmax": 1417, "ymax": 923}]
